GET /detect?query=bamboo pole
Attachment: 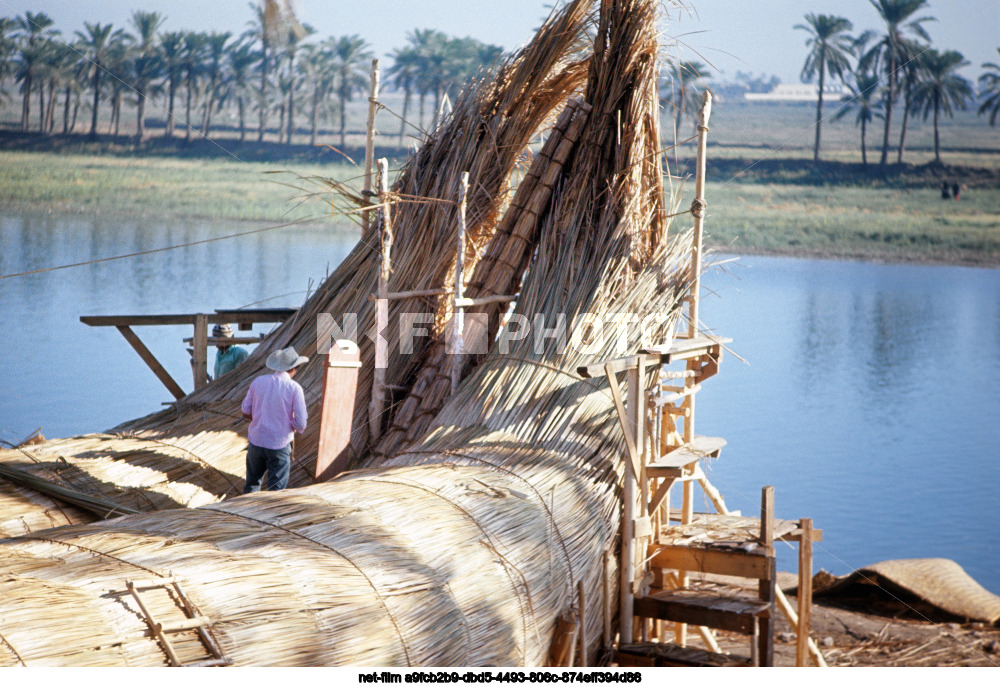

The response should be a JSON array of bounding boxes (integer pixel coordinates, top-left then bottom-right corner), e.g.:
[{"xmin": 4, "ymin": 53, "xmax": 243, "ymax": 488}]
[
  {"xmin": 193, "ymin": 314, "xmax": 208, "ymax": 390},
  {"xmin": 369, "ymin": 158, "xmax": 391, "ymax": 443},
  {"xmin": 686, "ymin": 90, "xmax": 712, "ymax": 339},
  {"xmin": 451, "ymin": 171, "xmax": 469, "ymax": 393},
  {"xmin": 361, "ymin": 59, "xmax": 380, "ymax": 236}
]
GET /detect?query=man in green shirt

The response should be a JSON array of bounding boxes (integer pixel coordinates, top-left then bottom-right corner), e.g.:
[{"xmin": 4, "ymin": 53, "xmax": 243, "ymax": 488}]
[{"xmin": 213, "ymin": 323, "xmax": 250, "ymax": 379}]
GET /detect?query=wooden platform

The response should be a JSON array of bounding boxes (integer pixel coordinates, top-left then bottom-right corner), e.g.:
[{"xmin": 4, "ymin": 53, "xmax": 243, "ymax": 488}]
[
  {"xmin": 616, "ymin": 642, "xmax": 753, "ymax": 667},
  {"xmin": 661, "ymin": 510, "xmax": 822, "ymax": 546}
]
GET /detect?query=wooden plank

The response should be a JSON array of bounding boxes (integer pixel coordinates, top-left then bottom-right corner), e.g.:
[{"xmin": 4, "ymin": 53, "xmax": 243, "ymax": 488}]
[
  {"xmin": 577, "ymin": 353, "xmax": 657, "ymax": 379},
  {"xmin": 157, "ymin": 616, "xmax": 214, "ymax": 633},
  {"xmin": 192, "ymin": 314, "xmax": 209, "ymax": 390},
  {"xmin": 647, "ymin": 477, "xmax": 675, "ymax": 516},
  {"xmin": 634, "ymin": 594, "xmax": 766, "ymax": 635},
  {"xmin": 315, "ymin": 341, "xmax": 361, "ymax": 482},
  {"xmin": 647, "ymin": 436, "xmax": 725, "ymax": 471},
  {"xmin": 648, "ymin": 545, "xmax": 773, "ymax": 580},
  {"xmin": 115, "ymin": 326, "xmax": 186, "ymax": 400},
  {"xmin": 616, "ymin": 643, "xmax": 752, "ymax": 668},
  {"xmin": 451, "ymin": 171, "xmax": 469, "ymax": 393},
  {"xmin": 83, "ymin": 309, "xmax": 296, "ymax": 327},
  {"xmin": 603, "ymin": 365, "xmax": 642, "ymax": 484}
]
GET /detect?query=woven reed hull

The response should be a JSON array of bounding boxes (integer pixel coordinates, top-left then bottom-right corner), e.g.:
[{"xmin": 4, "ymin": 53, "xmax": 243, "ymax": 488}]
[
  {"xmin": 0, "ymin": 0, "xmax": 685, "ymax": 666},
  {"xmin": 0, "ymin": 447, "xmax": 618, "ymax": 666}
]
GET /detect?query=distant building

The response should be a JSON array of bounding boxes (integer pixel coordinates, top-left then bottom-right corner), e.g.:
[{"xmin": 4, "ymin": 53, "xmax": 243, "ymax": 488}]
[{"xmin": 745, "ymin": 83, "xmax": 850, "ymax": 102}]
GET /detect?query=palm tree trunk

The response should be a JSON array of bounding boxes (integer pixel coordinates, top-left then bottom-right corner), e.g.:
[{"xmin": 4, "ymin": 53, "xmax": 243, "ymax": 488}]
[
  {"xmin": 896, "ymin": 81, "xmax": 911, "ymax": 164},
  {"xmin": 933, "ymin": 98, "xmax": 940, "ymax": 163},
  {"xmin": 184, "ymin": 82, "xmax": 193, "ymax": 142},
  {"xmin": 399, "ymin": 85, "xmax": 411, "ymax": 144},
  {"xmin": 202, "ymin": 85, "xmax": 215, "ymax": 136},
  {"xmin": 238, "ymin": 95, "xmax": 246, "ymax": 142},
  {"xmin": 813, "ymin": 62, "xmax": 825, "ymax": 162},
  {"xmin": 258, "ymin": 45, "xmax": 268, "ymax": 142},
  {"xmin": 89, "ymin": 64, "xmax": 101, "ymax": 140},
  {"xmin": 45, "ymin": 80, "xmax": 57, "ymax": 133},
  {"xmin": 71, "ymin": 93, "xmax": 80, "ymax": 131},
  {"xmin": 63, "ymin": 85, "xmax": 71, "ymax": 134},
  {"xmin": 879, "ymin": 57, "xmax": 895, "ymax": 167},
  {"xmin": 310, "ymin": 87, "xmax": 318, "ymax": 146},
  {"xmin": 38, "ymin": 82, "xmax": 45, "ymax": 133},
  {"xmin": 339, "ymin": 88, "xmax": 347, "ymax": 148},
  {"xmin": 287, "ymin": 56, "xmax": 295, "ymax": 145},
  {"xmin": 136, "ymin": 84, "xmax": 147, "ymax": 140},
  {"xmin": 166, "ymin": 80, "xmax": 177, "ymax": 137},
  {"xmin": 21, "ymin": 72, "xmax": 31, "ymax": 131},
  {"xmin": 861, "ymin": 118, "xmax": 868, "ymax": 166},
  {"xmin": 418, "ymin": 91, "xmax": 426, "ymax": 131}
]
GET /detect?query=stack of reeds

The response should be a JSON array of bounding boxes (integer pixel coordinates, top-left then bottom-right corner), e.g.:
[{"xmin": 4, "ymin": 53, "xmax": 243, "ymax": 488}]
[
  {"xmin": 0, "ymin": 0, "xmax": 596, "ymax": 529},
  {"xmin": 0, "ymin": 0, "xmax": 692, "ymax": 666}
]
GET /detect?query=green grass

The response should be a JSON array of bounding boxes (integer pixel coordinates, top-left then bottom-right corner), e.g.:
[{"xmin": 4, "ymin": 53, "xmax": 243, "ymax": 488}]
[
  {"xmin": 676, "ymin": 182, "xmax": 1000, "ymax": 265},
  {"xmin": 0, "ymin": 150, "xmax": 361, "ymax": 223}
]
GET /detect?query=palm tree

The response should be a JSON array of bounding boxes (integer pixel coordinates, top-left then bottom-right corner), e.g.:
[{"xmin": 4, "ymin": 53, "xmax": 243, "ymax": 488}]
[
  {"xmin": 14, "ymin": 11, "xmax": 57, "ymax": 131},
  {"xmin": 329, "ymin": 34, "xmax": 374, "ymax": 148},
  {"xmin": 200, "ymin": 31, "xmax": 232, "ymax": 136},
  {"xmin": 836, "ymin": 72, "xmax": 882, "ymax": 166},
  {"xmin": 977, "ymin": 48, "xmax": 1000, "ymax": 126},
  {"xmin": 180, "ymin": 31, "xmax": 207, "ymax": 142},
  {"xmin": 159, "ymin": 31, "xmax": 184, "ymax": 138},
  {"xmin": 406, "ymin": 29, "xmax": 445, "ymax": 130},
  {"xmin": 664, "ymin": 60, "xmax": 710, "ymax": 134},
  {"xmin": 76, "ymin": 22, "xmax": 125, "ymax": 140},
  {"xmin": 862, "ymin": 0, "xmax": 934, "ymax": 167},
  {"xmin": 388, "ymin": 45, "xmax": 420, "ymax": 143},
  {"xmin": 297, "ymin": 42, "xmax": 335, "ymax": 146},
  {"xmin": 103, "ymin": 36, "xmax": 129, "ymax": 136},
  {"xmin": 128, "ymin": 10, "xmax": 165, "ymax": 141},
  {"xmin": 0, "ymin": 18, "xmax": 16, "ymax": 89},
  {"xmin": 225, "ymin": 38, "xmax": 258, "ymax": 141},
  {"xmin": 795, "ymin": 13, "xmax": 853, "ymax": 162},
  {"xmin": 910, "ymin": 49, "xmax": 972, "ymax": 164}
]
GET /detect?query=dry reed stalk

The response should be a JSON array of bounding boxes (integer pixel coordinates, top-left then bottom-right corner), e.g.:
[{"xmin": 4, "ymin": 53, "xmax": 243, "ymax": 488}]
[
  {"xmin": 0, "ymin": 0, "xmax": 690, "ymax": 666},
  {"xmin": 0, "ymin": 0, "xmax": 597, "ymax": 528}
]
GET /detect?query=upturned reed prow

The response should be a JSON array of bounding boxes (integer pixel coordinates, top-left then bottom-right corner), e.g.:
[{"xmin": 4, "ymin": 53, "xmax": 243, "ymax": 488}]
[{"xmin": 0, "ymin": 0, "xmax": 696, "ymax": 666}]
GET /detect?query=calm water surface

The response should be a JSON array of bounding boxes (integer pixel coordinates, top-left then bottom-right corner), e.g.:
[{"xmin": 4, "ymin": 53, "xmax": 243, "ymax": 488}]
[{"xmin": 1, "ymin": 213, "xmax": 997, "ymax": 591}]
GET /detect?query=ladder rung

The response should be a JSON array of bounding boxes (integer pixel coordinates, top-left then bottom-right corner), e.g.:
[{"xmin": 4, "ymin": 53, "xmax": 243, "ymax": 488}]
[
  {"xmin": 127, "ymin": 576, "xmax": 180, "ymax": 591},
  {"xmin": 157, "ymin": 616, "xmax": 214, "ymax": 633},
  {"xmin": 183, "ymin": 658, "xmax": 231, "ymax": 667}
]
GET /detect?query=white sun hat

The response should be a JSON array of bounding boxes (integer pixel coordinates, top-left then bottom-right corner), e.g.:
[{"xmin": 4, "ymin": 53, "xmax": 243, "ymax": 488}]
[{"xmin": 265, "ymin": 347, "xmax": 309, "ymax": 372}]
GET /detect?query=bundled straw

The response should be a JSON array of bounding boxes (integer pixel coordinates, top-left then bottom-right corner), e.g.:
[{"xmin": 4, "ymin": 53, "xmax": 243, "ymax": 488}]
[
  {"xmin": 0, "ymin": 0, "xmax": 596, "ymax": 528},
  {"xmin": 0, "ymin": 0, "xmax": 691, "ymax": 666}
]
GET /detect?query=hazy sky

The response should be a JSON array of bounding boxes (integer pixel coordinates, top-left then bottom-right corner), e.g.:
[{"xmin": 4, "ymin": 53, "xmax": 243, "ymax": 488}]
[{"xmin": 1, "ymin": 0, "xmax": 997, "ymax": 83}]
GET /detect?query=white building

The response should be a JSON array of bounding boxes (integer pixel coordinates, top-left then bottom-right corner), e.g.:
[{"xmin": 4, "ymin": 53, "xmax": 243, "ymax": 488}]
[{"xmin": 745, "ymin": 83, "xmax": 851, "ymax": 102}]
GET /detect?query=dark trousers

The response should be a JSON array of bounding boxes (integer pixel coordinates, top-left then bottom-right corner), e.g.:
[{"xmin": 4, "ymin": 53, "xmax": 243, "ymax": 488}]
[{"xmin": 244, "ymin": 442, "xmax": 292, "ymax": 493}]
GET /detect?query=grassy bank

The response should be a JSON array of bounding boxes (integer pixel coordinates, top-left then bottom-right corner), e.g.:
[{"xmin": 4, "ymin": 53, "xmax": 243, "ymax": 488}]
[
  {"xmin": 3, "ymin": 148, "xmax": 998, "ymax": 266},
  {"xmin": 0, "ymin": 149, "xmax": 360, "ymax": 223}
]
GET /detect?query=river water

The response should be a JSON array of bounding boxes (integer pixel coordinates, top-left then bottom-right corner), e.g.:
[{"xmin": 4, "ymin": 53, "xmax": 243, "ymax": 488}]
[{"xmin": 1, "ymin": 212, "xmax": 998, "ymax": 592}]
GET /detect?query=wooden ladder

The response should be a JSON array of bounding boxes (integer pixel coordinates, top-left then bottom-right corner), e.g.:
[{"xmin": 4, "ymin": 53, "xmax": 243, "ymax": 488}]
[
  {"xmin": 126, "ymin": 577, "xmax": 230, "ymax": 667},
  {"xmin": 622, "ymin": 486, "xmax": 777, "ymax": 667}
]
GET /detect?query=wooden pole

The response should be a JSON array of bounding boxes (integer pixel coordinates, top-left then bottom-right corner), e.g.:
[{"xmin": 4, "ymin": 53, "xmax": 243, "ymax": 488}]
[
  {"xmin": 797, "ymin": 518, "xmax": 814, "ymax": 666},
  {"xmin": 192, "ymin": 314, "xmax": 208, "ymax": 390},
  {"xmin": 687, "ymin": 90, "xmax": 712, "ymax": 339},
  {"xmin": 361, "ymin": 59, "xmax": 380, "ymax": 236},
  {"xmin": 369, "ymin": 158, "xmax": 391, "ymax": 443},
  {"xmin": 759, "ymin": 485, "xmax": 775, "ymax": 667},
  {"xmin": 451, "ymin": 171, "xmax": 469, "ymax": 393},
  {"xmin": 115, "ymin": 326, "xmax": 186, "ymax": 400}
]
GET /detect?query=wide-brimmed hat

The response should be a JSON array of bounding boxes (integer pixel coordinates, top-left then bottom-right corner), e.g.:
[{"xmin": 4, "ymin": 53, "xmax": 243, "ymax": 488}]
[
  {"xmin": 212, "ymin": 323, "xmax": 234, "ymax": 338},
  {"xmin": 266, "ymin": 347, "xmax": 309, "ymax": 372}
]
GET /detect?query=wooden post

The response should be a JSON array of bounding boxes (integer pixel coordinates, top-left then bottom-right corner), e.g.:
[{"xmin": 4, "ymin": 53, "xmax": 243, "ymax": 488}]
[
  {"xmin": 451, "ymin": 171, "xmax": 469, "ymax": 393},
  {"xmin": 369, "ymin": 158, "xmax": 392, "ymax": 444},
  {"xmin": 315, "ymin": 340, "xmax": 362, "ymax": 482},
  {"xmin": 619, "ymin": 371, "xmax": 635, "ymax": 644},
  {"xmin": 797, "ymin": 518, "xmax": 813, "ymax": 666},
  {"xmin": 361, "ymin": 59, "xmax": 380, "ymax": 236},
  {"xmin": 192, "ymin": 314, "xmax": 208, "ymax": 390},
  {"xmin": 687, "ymin": 90, "xmax": 712, "ymax": 339},
  {"xmin": 602, "ymin": 549, "xmax": 612, "ymax": 652},
  {"xmin": 759, "ymin": 485, "xmax": 775, "ymax": 667}
]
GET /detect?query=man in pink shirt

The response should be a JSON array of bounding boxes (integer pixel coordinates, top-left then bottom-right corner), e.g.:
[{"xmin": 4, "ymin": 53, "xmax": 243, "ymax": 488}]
[{"xmin": 241, "ymin": 347, "xmax": 309, "ymax": 492}]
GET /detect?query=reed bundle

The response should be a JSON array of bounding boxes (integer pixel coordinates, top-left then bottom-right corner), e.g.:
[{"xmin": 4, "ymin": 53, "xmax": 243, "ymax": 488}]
[
  {"xmin": 0, "ymin": 0, "xmax": 596, "ymax": 527},
  {"xmin": 0, "ymin": 0, "xmax": 694, "ymax": 666}
]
